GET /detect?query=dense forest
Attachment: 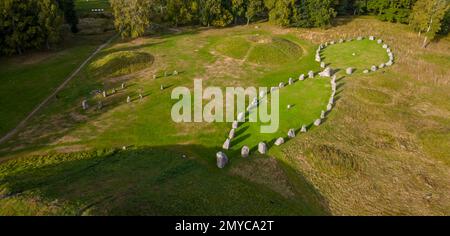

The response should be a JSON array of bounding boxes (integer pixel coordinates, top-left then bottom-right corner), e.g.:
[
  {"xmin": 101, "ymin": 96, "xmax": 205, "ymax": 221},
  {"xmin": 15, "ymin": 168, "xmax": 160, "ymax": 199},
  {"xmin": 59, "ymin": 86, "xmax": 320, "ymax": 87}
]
[{"xmin": 1, "ymin": 0, "xmax": 449, "ymax": 55}]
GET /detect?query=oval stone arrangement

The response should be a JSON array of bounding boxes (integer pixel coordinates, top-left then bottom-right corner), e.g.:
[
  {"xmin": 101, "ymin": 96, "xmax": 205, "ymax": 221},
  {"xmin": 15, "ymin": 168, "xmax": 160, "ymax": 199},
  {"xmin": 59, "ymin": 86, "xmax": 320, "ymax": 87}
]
[{"xmin": 216, "ymin": 36, "xmax": 395, "ymax": 168}]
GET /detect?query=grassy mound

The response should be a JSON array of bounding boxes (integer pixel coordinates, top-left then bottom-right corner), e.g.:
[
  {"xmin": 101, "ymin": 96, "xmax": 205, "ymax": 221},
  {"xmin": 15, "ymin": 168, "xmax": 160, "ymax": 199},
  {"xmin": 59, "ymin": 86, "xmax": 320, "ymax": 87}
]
[
  {"xmin": 247, "ymin": 37, "xmax": 303, "ymax": 65},
  {"xmin": 214, "ymin": 35, "xmax": 303, "ymax": 66},
  {"xmin": 214, "ymin": 36, "xmax": 252, "ymax": 59},
  {"xmin": 89, "ymin": 51, "xmax": 153, "ymax": 78}
]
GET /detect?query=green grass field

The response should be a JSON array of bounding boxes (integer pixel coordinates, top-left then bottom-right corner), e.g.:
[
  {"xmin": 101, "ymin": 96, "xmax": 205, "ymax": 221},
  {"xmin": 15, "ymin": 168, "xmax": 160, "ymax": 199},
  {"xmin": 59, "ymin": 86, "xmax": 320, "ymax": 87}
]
[
  {"xmin": 0, "ymin": 33, "xmax": 114, "ymax": 137},
  {"xmin": 0, "ymin": 17, "xmax": 449, "ymax": 216}
]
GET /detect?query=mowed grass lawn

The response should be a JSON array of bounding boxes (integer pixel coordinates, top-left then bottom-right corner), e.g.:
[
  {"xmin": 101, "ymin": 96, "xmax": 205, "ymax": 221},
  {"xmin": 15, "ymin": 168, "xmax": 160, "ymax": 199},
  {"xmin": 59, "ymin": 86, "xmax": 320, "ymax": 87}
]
[
  {"xmin": 0, "ymin": 33, "xmax": 113, "ymax": 137},
  {"xmin": 322, "ymin": 39, "xmax": 389, "ymax": 72}
]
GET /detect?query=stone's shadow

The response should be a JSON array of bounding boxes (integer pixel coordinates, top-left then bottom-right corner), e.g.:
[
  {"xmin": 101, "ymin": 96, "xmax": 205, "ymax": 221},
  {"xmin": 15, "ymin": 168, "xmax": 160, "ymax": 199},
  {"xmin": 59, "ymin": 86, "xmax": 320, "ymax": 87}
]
[
  {"xmin": 230, "ymin": 134, "xmax": 251, "ymax": 147},
  {"xmin": 234, "ymin": 125, "xmax": 250, "ymax": 137},
  {"xmin": 0, "ymin": 144, "xmax": 332, "ymax": 215}
]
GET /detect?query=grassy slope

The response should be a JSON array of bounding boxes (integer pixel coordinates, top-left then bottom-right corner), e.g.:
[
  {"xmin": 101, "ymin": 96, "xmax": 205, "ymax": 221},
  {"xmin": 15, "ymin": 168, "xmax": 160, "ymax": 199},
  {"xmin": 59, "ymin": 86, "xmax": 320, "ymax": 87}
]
[
  {"xmin": 0, "ymin": 17, "xmax": 449, "ymax": 216},
  {"xmin": 0, "ymin": 33, "xmax": 113, "ymax": 137}
]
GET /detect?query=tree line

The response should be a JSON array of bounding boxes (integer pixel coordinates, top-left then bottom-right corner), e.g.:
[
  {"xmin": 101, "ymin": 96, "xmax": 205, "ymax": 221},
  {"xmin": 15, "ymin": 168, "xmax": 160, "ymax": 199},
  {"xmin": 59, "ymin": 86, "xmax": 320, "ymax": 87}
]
[
  {"xmin": 0, "ymin": 0, "xmax": 448, "ymax": 55},
  {"xmin": 111, "ymin": 0, "xmax": 449, "ymax": 47},
  {"xmin": 0, "ymin": 0, "xmax": 78, "ymax": 55}
]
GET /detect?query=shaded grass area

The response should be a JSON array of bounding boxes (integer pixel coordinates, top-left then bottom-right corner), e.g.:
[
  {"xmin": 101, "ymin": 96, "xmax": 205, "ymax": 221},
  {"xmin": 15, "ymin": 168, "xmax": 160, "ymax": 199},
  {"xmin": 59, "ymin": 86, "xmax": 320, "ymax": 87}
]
[
  {"xmin": 0, "ymin": 146, "xmax": 328, "ymax": 216},
  {"xmin": 0, "ymin": 33, "xmax": 114, "ymax": 137},
  {"xmin": 88, "ymin": 51, "xmax": 154, "ymax": 78}
]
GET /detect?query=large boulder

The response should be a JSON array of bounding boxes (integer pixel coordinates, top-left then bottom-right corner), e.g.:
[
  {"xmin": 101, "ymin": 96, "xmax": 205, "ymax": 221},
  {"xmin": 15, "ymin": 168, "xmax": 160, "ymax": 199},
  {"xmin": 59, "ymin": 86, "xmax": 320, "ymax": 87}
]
[
  {"xmin": 299, "ymin": 74, "xmax": 305, "ymax": 81},
  {"xmin": 216, "ymin": 152, "xmax": 228, "ymax": 169},
  {"xmin": 301, "ymin": 125, "xmax": 307, "ymax": 133},
  {"xmin": 346, "ymin": 67, "xmax": 353, "ymax": 75},
  {"xmin": 274, "ymin": 137, "xmax": 285, "ymax": 146},
  {"xmin": 241, "ymin": 146, "xmax": 250, "ymax": 158},
  {"xmin": 288, "ymin": 129, "xmax": 296, "ymax": 138},
  {"xmin": 229, "ymin": 129, "xmax": 235, "ymax": 139},
  {"xmin": 319, "ymin": 67, "xmax": 332, "ymax": 77},
  {"xmin": 314, "ymin": 119, "xmax": 322, "ymax": 126},
  {"xmin": 258, "ymin": 142, "xmax": 267, "ymax": 154},
  {"xmin": 223, "ymin": 138, "xmax": 231, "ymax": 150},
  {"xmin": 82, "ymin": 100, "xmax": 89, "ymax": 110}
]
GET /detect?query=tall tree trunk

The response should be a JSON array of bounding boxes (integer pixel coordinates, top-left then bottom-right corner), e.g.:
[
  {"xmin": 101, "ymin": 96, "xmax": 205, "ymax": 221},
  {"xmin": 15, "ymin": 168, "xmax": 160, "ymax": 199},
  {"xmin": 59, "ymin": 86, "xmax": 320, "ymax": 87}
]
[
  {"xmin": 422, "ymin": 36, "xmax": 429, "ymax": 48},
  {"xmin": 422, "ymin": 18, "xmax": 433, "ymax": 48}
]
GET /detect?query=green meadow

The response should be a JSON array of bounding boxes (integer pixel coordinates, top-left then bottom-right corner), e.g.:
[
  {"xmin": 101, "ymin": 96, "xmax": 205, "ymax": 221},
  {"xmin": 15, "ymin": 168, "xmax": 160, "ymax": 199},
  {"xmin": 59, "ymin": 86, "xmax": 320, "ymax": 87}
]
[{"xmin": 0, "ymin": 16, "xmax": 449, "ymax": 216}]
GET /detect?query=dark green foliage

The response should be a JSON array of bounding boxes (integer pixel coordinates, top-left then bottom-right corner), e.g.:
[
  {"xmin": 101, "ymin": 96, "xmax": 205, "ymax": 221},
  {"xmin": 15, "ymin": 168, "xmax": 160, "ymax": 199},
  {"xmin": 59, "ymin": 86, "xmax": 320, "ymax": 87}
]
[
  {"xmin": 0, "ymin": 0, "xmax": 63, "ymax": 55},
  {"xmin": 367, "ymin": 0, "xmax": 416, "ymax": 23},
  {"xmin": 57, "ymin": 0, "xmax": 79, "ymax": 33}
]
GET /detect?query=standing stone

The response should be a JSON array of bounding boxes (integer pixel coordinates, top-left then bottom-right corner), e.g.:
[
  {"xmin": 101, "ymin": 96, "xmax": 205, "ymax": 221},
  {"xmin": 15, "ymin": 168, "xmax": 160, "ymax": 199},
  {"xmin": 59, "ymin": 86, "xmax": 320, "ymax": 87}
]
[
  {"xmin": 319, "ymin": 67, "xmax": 332, "ymax": 77},
  {"xmin": 363, "ymin": 69, "xmax": 369, "ymax": 74},
  {"xmin": 139, "ymin": 94, "xmax": 143, "ymax": 100},
  {"xmin": 289, "ymin": 78, "xmax": 294, "ymax": 85},
  {"xmin": 229, "ymin": 129, "xmax": 235, "ymax": 139},
  {"xmin": 386, "ymin": 48, "xmax": 391, "ymax": 53},
  {"xmin": 237, "ymin": 112, "xmax": 245, "ymax": 122},
  {"xmin": 314, "ymin": 119, "xmax": 322, "ymax": 126},
  {"xmin": 164, "ymin": 71, "xmax": 168, "ymax": 77},
  {"xmin": 232, "ymin": 120, "xmax": 239, "ymax": 129},
  {"xmin": 327, "ymin": 103, "xmax": 333, "ymax": 112},
  {"xmin": 386, "ymin": 60, "xmax": 393, "ymax": 66},
  {"xmin": 82, "ymin": 100, "xmax": 89, "ymax": 110},
  {"xmin": 320, "ymin": 62, "xmax": 326, "ymax": 68},
  {"xmin": 346, "ymin": 67, "xmax": 353, "ymax": 75},
  {"xmin": 160, "ymin": 85, "xmax": 164, "ymax": 90},
  {"xmin": 259, "ymin": 90, "xmax": 266, "ymax": 98},
  {"xmin": 330, "ymin": 41, "xmax": 335, "ymax": 45},
  {"xmin": 301, "ymin": 125, "xmax": 307, "ymax": 133},
  {"xmin": 308, "ymin": 71, "xmax": 314, "ymax": 79},
  {"xmin": 288, "ymin": 129, "xmax": 296, "ymax": 138},
  {"xmin": 102, "ymin": 91, "xmax": 107, "ymax": 98},
  {"xmin": 382, "ymin": 44, "xmax": 388, "ymax": 49},
  {"xmin": 153, "ymin": 74, "xmax": 157, "ymax": 79},
  {"xmin": 357, "ymin": 36, "xmax": 363, "ymax": 41},
  {"xmin": 377, "ymin": 39, "xmax": 383, "ymax": 44},
  {"xmin": 299, "ymin": 74, "xmax": 305, "ymax": 81},
  {"xmin": 279, "ymin": 82, "xmax": 285, "ymax": 88},
  {"xmin": 379, "ymin": 63, "xmax": 385, "ymax": 69},
  {"xmin": 258, "ymin": 142, "xmax": 267, "ymax": 154},
  {"xmin": 287, "ymin": 104, "xmax": 293, "ymax": 110},
  {"xmin": 216, "ymin": 152, "xmax": 228, "ymax": 169},
  {"xmin": 127, "ymin": 96, "xmax": 131, "ymax": 103},
  {"xmin": 270, "ymin": 87, "xmax": 278, "ymax": 93},
  {"xmin": 223, "ymin": 138, "xmax": 231, "ymax": 150},
  {"xmin": 371, "ymin": 65, "xmax": 378, "ymax": 72},
  {"xmin": 241, "ymin": 146, "xmax": 250, "ymax": 158},
  {"xmin": 274, "ymin": 137, "xmax": 285, "ymax": 146},
  {"xmin": 321, "ymin": 110, "xmax": 326, "ymax": 119},
  {"xmin": 315, "ymin": 54, "xmax": 321, "ymax": 62},
  {"xmin": 369, "ymin": 36, "xmax": 375, "ymax": 40},
  {"xmin": 121, "ymin": 83, "xmax": 125, "ymax": 89},
  {"xmin": 173, "ymin": 70, "xmax": 178, "ymax": 76}
]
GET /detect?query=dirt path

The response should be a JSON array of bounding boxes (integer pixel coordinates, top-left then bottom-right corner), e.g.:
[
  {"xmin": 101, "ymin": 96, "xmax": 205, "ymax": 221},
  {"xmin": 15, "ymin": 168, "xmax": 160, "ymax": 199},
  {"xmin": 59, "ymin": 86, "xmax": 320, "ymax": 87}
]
[{"xmin": 0, "ymin": 35, "xmax": 117, "ymax": 145}]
